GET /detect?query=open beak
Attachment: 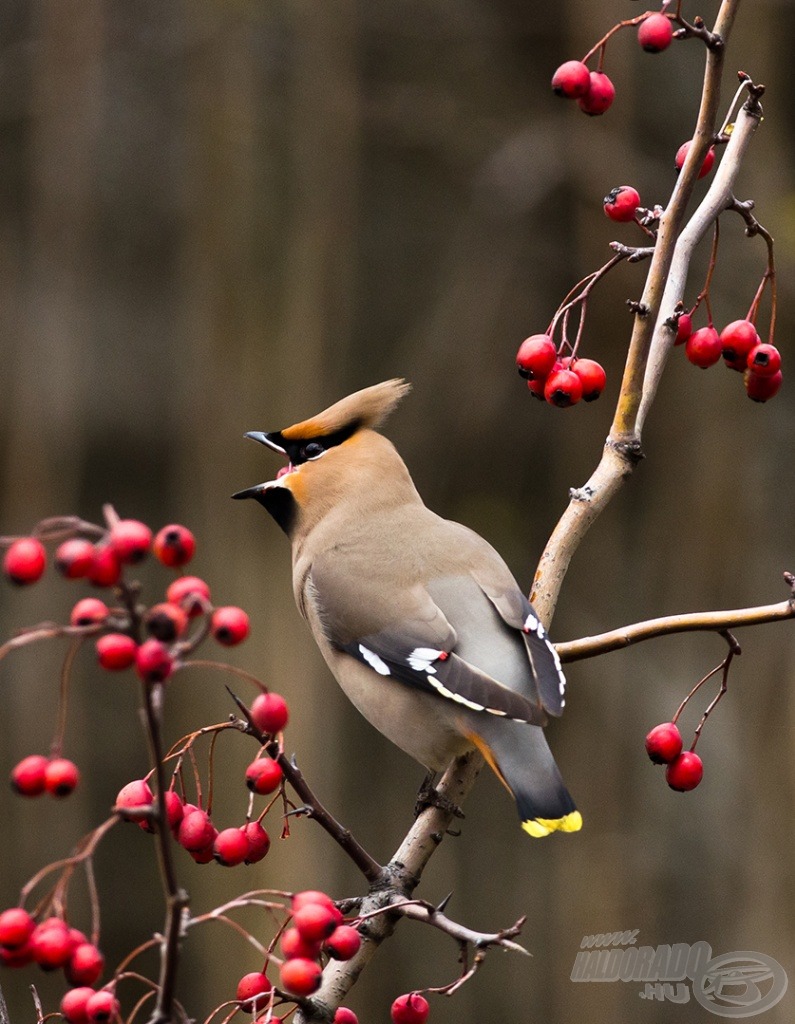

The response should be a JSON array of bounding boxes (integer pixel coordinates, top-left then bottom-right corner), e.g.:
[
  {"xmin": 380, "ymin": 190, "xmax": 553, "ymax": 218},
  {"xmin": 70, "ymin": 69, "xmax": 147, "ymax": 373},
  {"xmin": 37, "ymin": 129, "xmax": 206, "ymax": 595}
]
[{"xmin": 232, "ymin": 431, "xmax": 292, "ymax": 500}]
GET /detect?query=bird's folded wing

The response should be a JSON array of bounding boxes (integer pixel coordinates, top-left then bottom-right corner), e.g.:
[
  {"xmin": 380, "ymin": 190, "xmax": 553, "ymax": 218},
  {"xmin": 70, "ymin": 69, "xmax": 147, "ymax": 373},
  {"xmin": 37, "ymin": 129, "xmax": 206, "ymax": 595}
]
[
  {"xmin": 472, "ymin": 573, "xmax": 567, "ymax": 717},
  {"xmin": 309, "ymin": 563, "xmax": 547, "ymax": 725}
]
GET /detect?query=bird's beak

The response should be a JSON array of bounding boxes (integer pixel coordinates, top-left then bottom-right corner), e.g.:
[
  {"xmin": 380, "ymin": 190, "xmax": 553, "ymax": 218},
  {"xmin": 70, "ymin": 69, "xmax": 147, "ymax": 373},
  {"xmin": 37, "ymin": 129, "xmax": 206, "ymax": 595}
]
[{"xmin": 232, "ymin": 431, "xmax": 292, "ymax": 501}]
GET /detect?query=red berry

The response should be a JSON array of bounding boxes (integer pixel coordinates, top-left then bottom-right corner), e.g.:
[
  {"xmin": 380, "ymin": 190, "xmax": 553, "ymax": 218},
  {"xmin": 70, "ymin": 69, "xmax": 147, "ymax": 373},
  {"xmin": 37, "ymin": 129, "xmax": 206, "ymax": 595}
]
[
  {"xmin": 720, "ymin": 319, "xmax": 760, "ymax": 370},
  {"xmin": 242, "ymin": 821, "xmax": 271, "ymax": 864},
  {"xmin": 644, "ymin": 722, "xmax": 683, "ymax": 765},
  {"xmin": 685, "ymin": 326, "xmax": 722, "ymax": 368},
  {"xmin": 135, "ymin": 639, "xmax": 174, "ymax": 684},
  {"xmin": 665, "ymin": 751, "xmax": 704, "ymax": 792},
  {"xmin": 56, "ymin": 539, "xmax": 96, "ymax": 580},
  {"xmin": 166, "ymin": 575, "xmax": 211, "ymax": 616},
  {"xmin": 153, "ymin": 525, "xmax": 196, "ymax": 567},
  {"xmin": 44, "ymin": 758, "xmax": 80, "ymax": 797},
  {"xmin": 675, "ymin": 312, "xmax": 692, "ymax": 346},
  {"xmin": 638, "ymin": 13, "xmax": 673, "ymax": 53},
  {"xmin": 292, "ymin": 891, "xmax": 336, "ymax": 913},
  {"xmin": 31, "ymin": 920, "xmax": 73, "ymax": 969},
  {"xmin": 115, "ymin": 779, "xmax": 154, "ymax": 821},
  {"xmin": 145, "ymin": 602, "xmax": 188, "ymax": 642},
  {"xmin": 85, "ymin": 990, "xmax": 119, "ymax": 1023},
  {"xmin": 526, "ymin": 378, "xmax": 546, "ymax": 400},
  {"xmin": 10, "ymin": 754, "xmax": 49, "ymax": 796},
  {"xmin": 251, "ymin": 692, "xmax": 290, "ymax": 735},
  {"xmin": 61, "ymin": 988, "xmax": 96, "ymax": 1024},
  {"xmin": 391, "ymin": 993, "xmax": 430, "ymax": 1024},
  {"xmin": 578, "ymin": 72, "xmax": 615, "ymax": 116},
  {"xmin": 744, "ymin": 368, "xmax": 782, "ymax": 403},
  {"xmin": 109, "ymin": 519, "xmax": 152, "ymax": 564},
  {"xmin": 279, "ymin": 958, "xmax": 322, "ymax": 997},
  {"xmin": 211, "ymin": 606, "xmax": 250, "ymax": 646},
  {"xmin": 66, "ymin": 943, "xmax": 104, "ymax": 986},
  {"xmin": 293, "ymin": 904, "xmax": 337, "ymax": 943},
  {"xmin": 0, "ymin": 908, "xmax": 36, "ymax": 949},
  {"xmin": 544, "ymin": 368, "xmax": 583, "ymax": 407},
  {"xmin": 236, "ymin": 971, "xmax": 272, "ymax": 1006},
  {"xmin": 281, "ymin": 927, "xmax": 322, "ymax": 962},
  {"xmin": 87, "ymin": 545, "xmax": 122, "ymax": 588},
  {"xmin": 71, "ymin": 598, "xmax": 110, "ymax": 627},
  {"xmin": 603, "ymin": 185, "xmax": 640, "ymax": 223},
  {"xmin": 96, "ymin": 633, "xmax": 137, "ymax": 671},
  {"xmin": 0, "ymin": 941, "xmax": 33, "ymax": 967},
  {"xmin": 213, "ymin": 827, "xmax": 251, "ymax": 867},
  {"xmin": 164, "ymin": 790, "xmax": 185, "ymax": 831},
  {"xmin": 747, "ymin": 343, "xmax": 781, "ymax": 377},
  {"xmin": 3, "ymin": 538, "xmax": 46, "ymax": 585},
  {"xmin": 334, "ymin": 1010, "xmax": 359, "ymax": 1024},
  {"xmin": 571, "ymin": 358, "xmax": 606, "ymax": 401},
  {"xmin": 675, "ymin": 141, "xmax": 715, "ymax": 179},
  {"xmin": 324, "ymin": 925, "xmax": 361, "ymax": 961},
  {"xmin": 177, "ymin": 809, "xmax": 216, "ymax": 852},
  {"xmin": 551, "ymin": 60, "xmax": 591, "ymax": 99},
  {"xmin": 245, "ymin": 758, "xmax": 283, "ymax": 795},
  {"xmin": 516, "ymin": 334, "xmax": 557, "ymax": 381},
  {"xmin": 190, "ymin": 843, "xmax": 217, "ymax": 865}
]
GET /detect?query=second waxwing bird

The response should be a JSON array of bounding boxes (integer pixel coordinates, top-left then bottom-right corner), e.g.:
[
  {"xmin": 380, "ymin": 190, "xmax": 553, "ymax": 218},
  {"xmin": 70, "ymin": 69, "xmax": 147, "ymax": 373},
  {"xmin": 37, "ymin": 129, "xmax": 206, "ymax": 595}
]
[{"xmin": 233, "ymin": 380, "xmax": 581, "ymax": 837}]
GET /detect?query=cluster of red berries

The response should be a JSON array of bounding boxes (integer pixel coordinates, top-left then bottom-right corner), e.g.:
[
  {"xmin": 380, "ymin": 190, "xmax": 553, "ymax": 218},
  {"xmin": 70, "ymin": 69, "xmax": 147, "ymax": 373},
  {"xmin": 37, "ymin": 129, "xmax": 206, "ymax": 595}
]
[
  {"xmin": 0, "ymin": 908, "xmax": 105, "ymax": 992},
  {"xmin": 678, "ymin": 316, "xmax": 783, "ymax": 402},
  {"xmin": 645, "ymin": 722, "xmax": 704, "ymax": 791},
  {"xmin": 551, "ymin": 11, "xmax": 674, "ymax": 116},
  {"xmin": 516, "ymin": 335, "xmax": 606, "ymax": 408},
  {"xmin": 11, "ymin": 753, "xmax": 80, "ymax": 798}
]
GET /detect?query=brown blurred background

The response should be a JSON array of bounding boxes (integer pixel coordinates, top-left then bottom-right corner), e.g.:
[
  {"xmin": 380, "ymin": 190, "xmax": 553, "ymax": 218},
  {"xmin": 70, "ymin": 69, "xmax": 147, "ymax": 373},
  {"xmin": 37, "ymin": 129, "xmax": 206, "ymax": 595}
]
[{"xmin": 1, "ymin": 1, "xmax": 795, "ymax": 1022}]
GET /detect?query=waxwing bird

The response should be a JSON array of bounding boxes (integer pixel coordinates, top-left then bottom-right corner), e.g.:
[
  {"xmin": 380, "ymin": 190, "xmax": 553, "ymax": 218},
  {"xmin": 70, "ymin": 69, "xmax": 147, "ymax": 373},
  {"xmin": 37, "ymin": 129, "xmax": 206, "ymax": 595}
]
[{"xmin": 233, "ymin": 380, "xmax": 581, "ymax": 837}]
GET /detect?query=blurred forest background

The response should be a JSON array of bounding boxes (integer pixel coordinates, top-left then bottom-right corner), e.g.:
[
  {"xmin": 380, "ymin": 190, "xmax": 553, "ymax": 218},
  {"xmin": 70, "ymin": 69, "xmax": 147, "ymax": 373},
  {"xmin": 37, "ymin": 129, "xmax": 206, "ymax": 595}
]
[{"xmin": 1, "ymin": 1, "xmax": 795, "ymax": 1022}]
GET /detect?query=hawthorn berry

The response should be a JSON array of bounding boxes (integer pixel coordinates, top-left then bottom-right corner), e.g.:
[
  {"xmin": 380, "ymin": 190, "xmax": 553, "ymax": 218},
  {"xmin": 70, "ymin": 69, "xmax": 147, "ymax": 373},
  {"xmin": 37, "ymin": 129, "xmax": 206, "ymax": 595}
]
[
  {"xmin": 516, "ymin": 334, "xmax": 557, "ymax": 381},
  {"xmin": 153, "ymin": 524, "xmax": 196, "ymax": 567},
  {"xmin": 242, "ymin": 821, "xmax": 271, "ymax": 863},
  {"xmin": 115, "ymin": 779, "xmax": 154, "ymax": 821},
  {"xmin": 0, "ymin": 908, "xmax": 36, "ymax": 949},
  {"xmin": 66, "ymin": 942, "xmax": 105, "ymax": 986},
  {"xmin": 10, "ymin": 754, "xmax": 49, "ymax": 796},
  {"xmin": 544, "ymin": 368, "xmax": 583, "ymax": 407},
  {"xmin": 236, "ymin": 971, "xmax": 272, "ymax": 1005},
  {"xmin": 637, "ymin": 13, "xmax": 673, "ymax": 53},
  {"xmin": 190, "ymin": 844, "xmax": 217, "ymax": 865},
  {"xmin": 325, "ymin": 925, "xmax": 361, "ymax": 961},
  {"xmin": 61, "ymin": 987, "xmax": 96, "ymax": 1024},
  {"xmin": 87, "ymin": 545, "xmax": 122, "ymax": 588},
  {"xmin": 44, "ymin": 758, "xmax": 80, "ymax": 797},
  {"xmin": 747, "ymin": 343, "xmax": 781, "ymax": 377},
  {"xmin": 294, "ymin": 903, "xmax": 337, "ymax": 943},
  {"xmin": 571, "ymin": 358, "xmax": 606, "ymax": 401},
  {"xmin": 675, "ymin": 140, "xmax": 715, "ymax": 179},
  {"xmin": 211, "ymin": 606, "xmax": 250, "ymax": 646},
  {"xmin": 685, "ymin": 326, "xmax": 722, "ymax": 368},
  {"xmin": 109, "ymin": 519, "xmax": 152, "ymax": 564},
  {"xmin": 744, "ymin": 368, "xmax": 782, "ymax": 403},
  {"xmin": 55, "ymin": 539, "xmax": 96, "ymax": 579},
  {"xmin": 334, "ymin": 1010, "xmax": 359, "ymax": 1024},
  {"xmin": 279, "ymin": 958, "xmax": 323, "ymax": 997},
  {"xmin": 720, "ymin": 319, "xmax": 760, "ymax": 370},
  {"xmin": 135, "ymin": 639, "xmax": 174, "ymax": 684},
  {"xmin": 603, "ymin": 185, "xmax": 640, "ymax": 223},
  {"xmin": 578, "ymin": 72, "xmax": 615, "ymax": 116},
  {"xmin": 251, "ymin": 692, "xmax": 290, "ymax": 735},
  {"xmin": 30, "ymin": 919, "xmax": 73, "ymax": 969},
  {"xmin": 71, "ymin": 597, "xmax": 110, "ymax": 627},
  {"xmin": 245, "ymin": 757, "xmax": 283, "ymax": 795},
  {"xmin": 644, "ymin": 722, "xmax": 683, "ymax": 765},
  {"xmin": 665, "ymin": 751, "xmax": 704, "ymax": 791},
  {"xmin": 292, "ymin": 890, "xmax": 336, "ymax": 913},
  {"xmin": 281, "ymin": 927, "xmax": 322, "ymax": 962},
  {"xmin": 145, "ymin": 602, "xmax": 188, "ymax": 642},
  {"xmin": 164, "ymin": 790, "xmax": 185, "ymax": 831},
  {"xmin": 526, "ymin": 378, "xmax": 546, "ymax": 400},
  {"xmin": 551, "ymin": 60, "xmax": 591, "ymax": 99},
  {"xmin": 177, "ymin": 809, "xmax": 216, "ymax": 852},
  {"xmin": 213, "ymin": 827, "xmax": 251, "ymax": 867},
  {"xmin": 391, "ymin": 992, "xmax": 430, "ymax": 1024},
  {"xmin": 0, "ymin": 942, "xmax": 34, "ymax": 967},
  {"xmin": 85, "ymin": 989, "xmax": 120, "ymax": 1023},
  {"xmin": 96, "ymin": 633, "xmax": 137, "ymax": 671},
  {"xmin": 166, "ymin": 575, "xmax": 211, "ymax": 615},
  {"xmin": 675, "ymin": 312, "xmax": 692, "ymax": 346},
  {"xmin": 3, "ymin": 538, "xmax": 46, "ymax": 585}
]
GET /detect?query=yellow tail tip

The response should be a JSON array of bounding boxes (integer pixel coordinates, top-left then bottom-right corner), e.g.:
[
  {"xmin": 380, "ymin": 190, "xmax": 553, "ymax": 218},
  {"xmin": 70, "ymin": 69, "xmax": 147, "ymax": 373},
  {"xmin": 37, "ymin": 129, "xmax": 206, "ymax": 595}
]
[{"xmin": 522, "ymin": 810, "xmax": 583, "ymax": 838}]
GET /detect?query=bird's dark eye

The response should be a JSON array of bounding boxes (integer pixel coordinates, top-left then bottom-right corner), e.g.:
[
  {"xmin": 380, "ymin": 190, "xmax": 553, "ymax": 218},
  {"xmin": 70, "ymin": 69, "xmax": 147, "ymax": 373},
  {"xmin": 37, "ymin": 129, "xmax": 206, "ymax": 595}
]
[{"xmin": 302, "ymin": 442, "xmax": 325, "ymax": 460}]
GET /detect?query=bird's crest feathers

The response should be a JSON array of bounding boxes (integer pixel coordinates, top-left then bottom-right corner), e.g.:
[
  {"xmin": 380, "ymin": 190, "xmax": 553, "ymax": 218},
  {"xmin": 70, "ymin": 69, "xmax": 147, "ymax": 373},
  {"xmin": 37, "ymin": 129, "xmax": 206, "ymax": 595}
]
[{"xmin": 281, "ymin": 379, "xmax": 411, "ymax": 442}]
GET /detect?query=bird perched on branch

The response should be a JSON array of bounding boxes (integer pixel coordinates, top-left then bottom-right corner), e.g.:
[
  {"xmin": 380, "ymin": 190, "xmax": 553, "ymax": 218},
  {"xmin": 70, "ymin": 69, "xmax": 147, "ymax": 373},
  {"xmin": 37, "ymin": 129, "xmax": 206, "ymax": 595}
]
[{"xmin": 233, "ymin": 380, "xmax": 581, "ymax": 837}]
